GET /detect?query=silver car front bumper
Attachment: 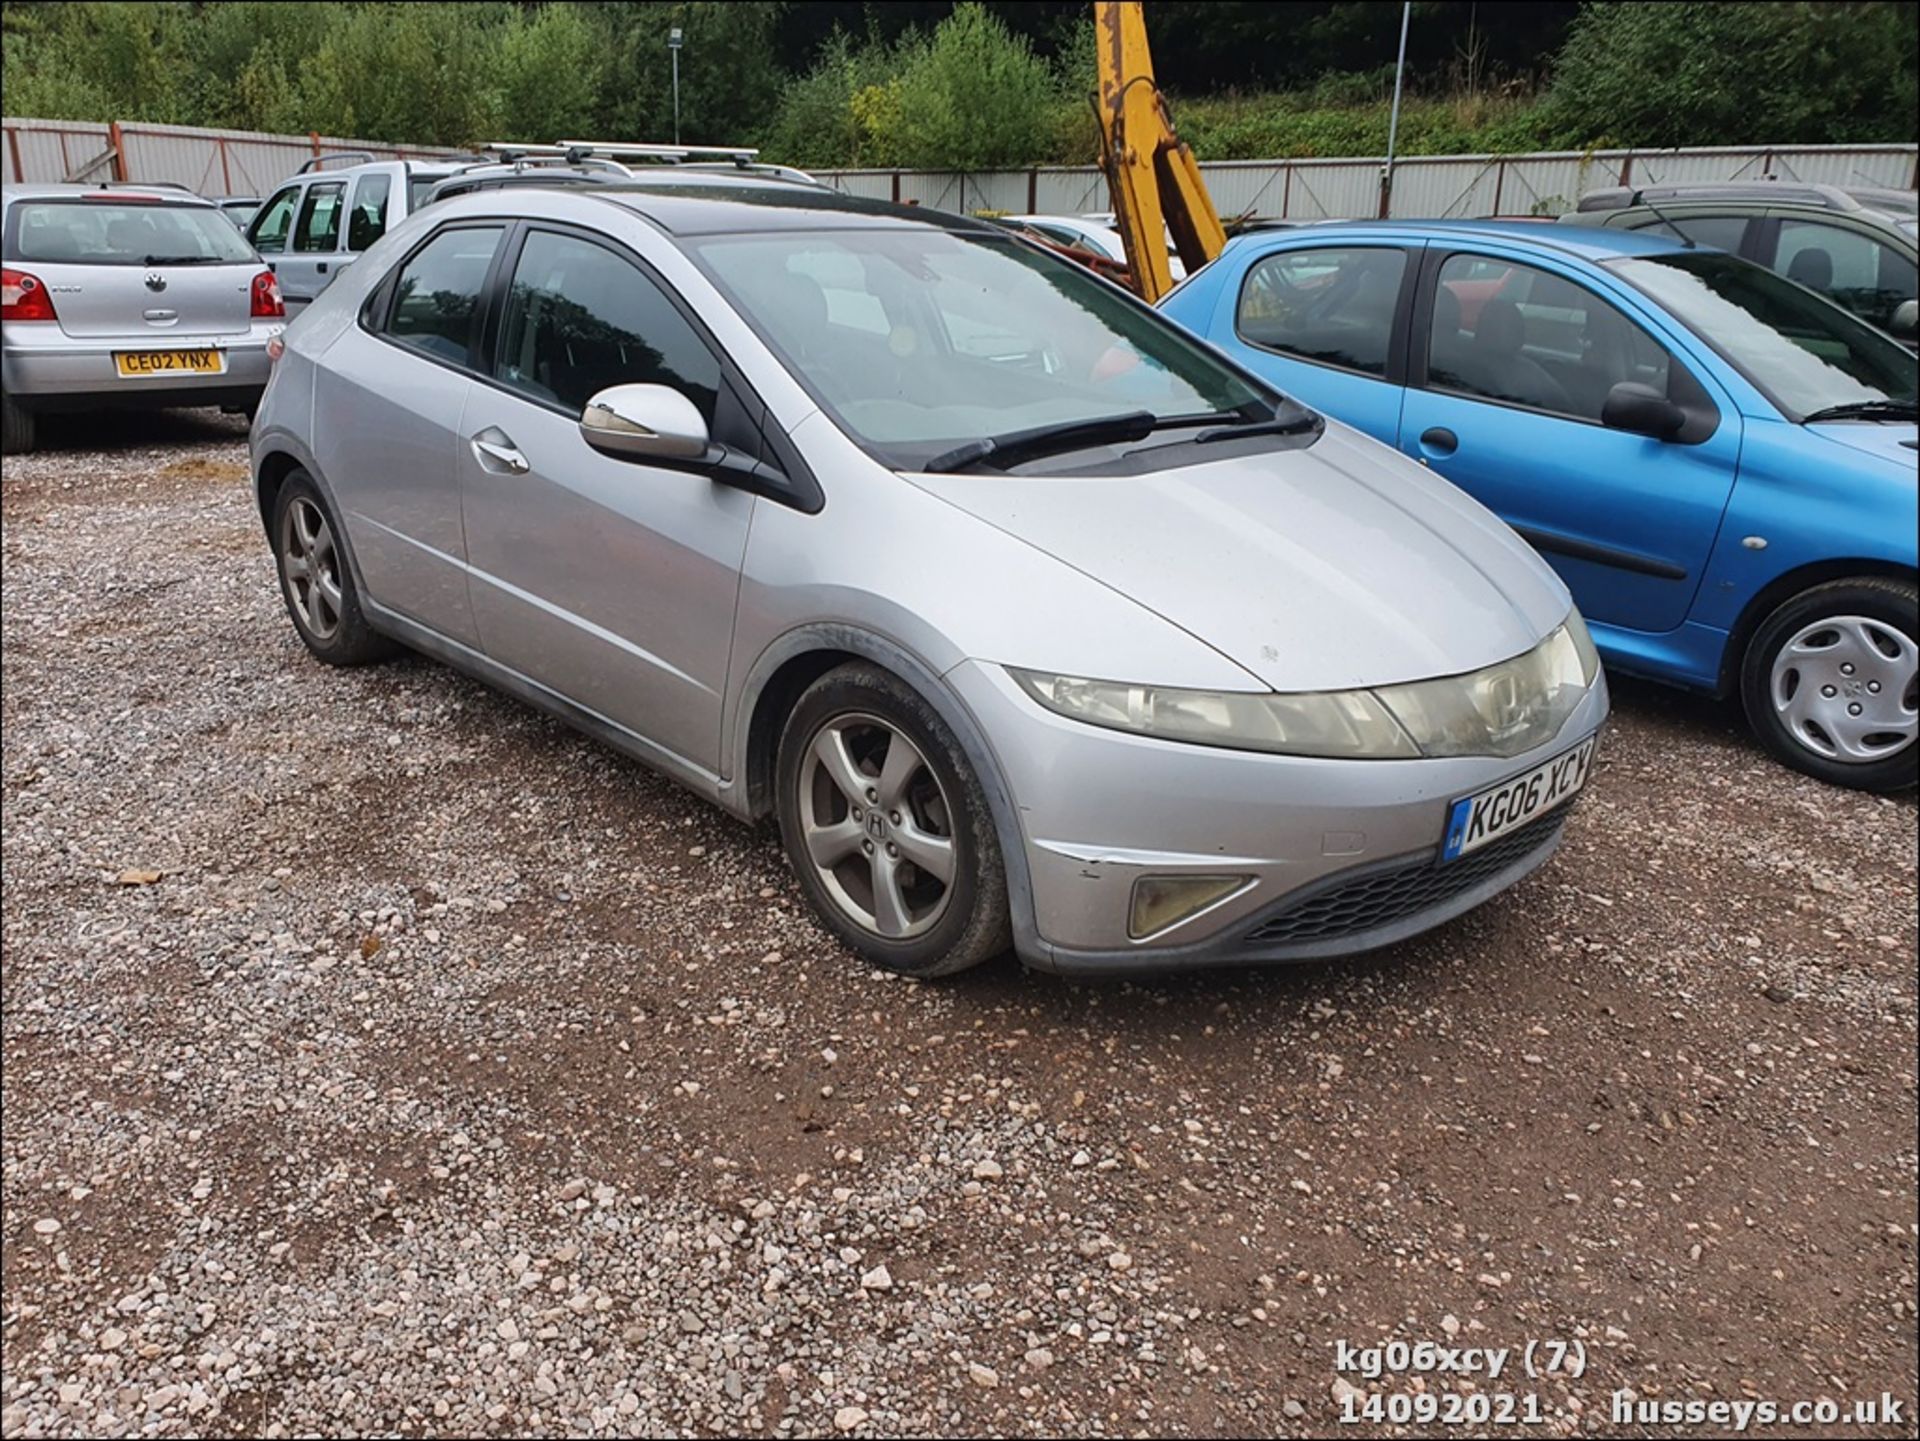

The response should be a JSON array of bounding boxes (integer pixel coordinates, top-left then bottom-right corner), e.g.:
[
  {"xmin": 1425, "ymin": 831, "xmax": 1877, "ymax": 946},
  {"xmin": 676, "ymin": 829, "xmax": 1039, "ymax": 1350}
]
[{"xmin": 948, "ymin": 660, "xmax": 1610, "ymax": 973}]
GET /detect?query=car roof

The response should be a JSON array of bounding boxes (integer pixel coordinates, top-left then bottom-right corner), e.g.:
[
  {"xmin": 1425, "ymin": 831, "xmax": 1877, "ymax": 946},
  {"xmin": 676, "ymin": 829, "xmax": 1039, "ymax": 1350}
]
[
  {"xmin": 2, "ymin": 182, "xmax": 220, "ymax": 208},
  {"xmin": 587, "ymin": 182, "xmax": 996, "ymax": 237},
  {"xmin": 1230, "ymin": 217, "xmax": 1696, "ymax": 261},
  {"xmin": 1576, "ymin": 180, "xmax": 1918, "ymax": 222}
]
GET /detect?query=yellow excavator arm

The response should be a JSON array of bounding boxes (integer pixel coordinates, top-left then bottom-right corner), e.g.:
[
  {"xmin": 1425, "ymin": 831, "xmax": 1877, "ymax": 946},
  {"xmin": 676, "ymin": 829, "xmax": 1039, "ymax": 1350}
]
[{"xmin": 1094, "ymin": 0, "xmax": 1226, "ymax": 302}]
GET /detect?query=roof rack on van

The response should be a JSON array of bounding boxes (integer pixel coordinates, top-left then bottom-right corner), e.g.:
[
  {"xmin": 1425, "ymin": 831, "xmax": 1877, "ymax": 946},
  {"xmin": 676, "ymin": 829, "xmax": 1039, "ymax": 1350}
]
[
  {"xmin": 475, "ymin": 144, "xmax": 636, "ymax": 177},
  {"xmin": 555, "ymin": 139, "xmax": 763, "ymax": 167},
  {"xmin": 298, "ymin": 151, "xmax": 378, "ymax": 174}
]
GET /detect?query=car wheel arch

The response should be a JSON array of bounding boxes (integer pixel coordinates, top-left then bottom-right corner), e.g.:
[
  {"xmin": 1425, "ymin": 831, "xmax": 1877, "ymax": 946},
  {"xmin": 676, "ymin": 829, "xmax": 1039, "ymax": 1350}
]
[
  {"xmin": 254, "ymin": 449, "xmax": 376, "ymax": 602},
  {"xmin": 1719, "ymin": 556, "xmax": 1920, "ymax": 696},
  {"xmin": 255, "ymin": 449, "xmax": 304, "ymax": 536},
  {"xmin": 728, "ymin": 623, "xmax": 1049, "ymax": 967}
]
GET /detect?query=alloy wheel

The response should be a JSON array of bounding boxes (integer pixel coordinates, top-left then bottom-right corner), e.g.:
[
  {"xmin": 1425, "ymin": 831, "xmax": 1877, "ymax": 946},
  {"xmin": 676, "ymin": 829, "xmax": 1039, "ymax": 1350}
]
[
  {"xmin": 796, "ymin": 713, "xmax": 957, "ymax": 939},
  {"xmin": 1769, "ymin": 613, "xmax": 1918, "ymax": 764},
  {"xmin": 279, "ymin": 495, "xmax": 343, "ymax": 642}
]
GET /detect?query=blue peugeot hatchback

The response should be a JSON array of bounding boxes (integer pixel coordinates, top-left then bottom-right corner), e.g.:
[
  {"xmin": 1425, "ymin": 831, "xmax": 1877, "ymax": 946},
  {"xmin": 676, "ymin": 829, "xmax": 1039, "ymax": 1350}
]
[{"xmin": 1161, "ymin": 221, "xmax": 1918, "ymax": 791}]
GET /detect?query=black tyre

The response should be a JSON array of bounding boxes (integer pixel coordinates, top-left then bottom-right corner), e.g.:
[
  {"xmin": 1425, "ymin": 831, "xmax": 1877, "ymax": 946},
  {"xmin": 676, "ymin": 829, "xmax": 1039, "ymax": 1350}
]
[
  {"xmin": 1740, "ymin": 577, "xmax": 1917, "ymax": 793},
  {"xmin": 776, "ymin": 663, "xmax": 1011, "ymax": 976},
  {"xmin": 1, "ymin": 392, "xmax": 35, "ymax": 455},
  {"xmin": 271, "ymin": 470, "xmax": 398, "ymax": 667}
]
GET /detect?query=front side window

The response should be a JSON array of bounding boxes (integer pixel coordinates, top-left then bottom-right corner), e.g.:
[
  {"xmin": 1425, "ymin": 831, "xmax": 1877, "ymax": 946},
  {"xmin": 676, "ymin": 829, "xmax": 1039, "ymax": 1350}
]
[
  {"xmin": 1236, "ymin": 246, "xmax": 1409, "ymax": 377},
  {"xmin": 384, "ymin": 224, "xmax": 504, "ymax": 365},
  {"xmin": 693, "ymin": 228, "xmax": 1268, "ymax": 468},
  {"xmin": 294, "ymin": 182, "xmax": 344, "ymax": 253},
  {"xmin": 4, "ymin": 199, "xmax": 256, "ymax": 266},
  {"xmin": 347, "ymin": 174, "xmax": 391, "ymax": 252},
  {"xmin": 1775, "ymin": 219, "xmax": 1916, "ymax": 330},
  {"xmin": 495, "ymin": 229, "xmax": 720, "ymax": 421},
  {"xmin": 249, "ymin": 186, "xmax": 299, "ymax": 254},
  {"xmin": 1427, "ymin": 254, "xmax": 1672, "ymax": 423},
  {"xmin": 1614, "ymin": 251, "xmax": 1915, "ymax": 419}
]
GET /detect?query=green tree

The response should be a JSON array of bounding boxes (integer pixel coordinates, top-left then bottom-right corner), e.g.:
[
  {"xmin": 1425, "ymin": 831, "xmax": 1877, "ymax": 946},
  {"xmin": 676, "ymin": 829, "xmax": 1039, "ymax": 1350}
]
[
  {"xmin": 185, "ymin": 2, "xmax": 342, "ymax": 132},
  {"xmin": 589, "ymin": 2, "xmax": 787, "ymax": 147},
  {"xmin": 1, "ymin": 1, "xmax": 191, "ymax": 124},
  {"xmin": 762, "ymin": 28, "xmax": 923, "ymax": 167},
  {"xmin": 886, "ymin": 4, "xmax": 1062, "ymax": 169},
  {"xmin": 296, "ymin": 2, "xmax": 508, "ymax": 145},
  {"xmin": 495, "ymin": 2, "xmax": 603, "ymax": 144}
]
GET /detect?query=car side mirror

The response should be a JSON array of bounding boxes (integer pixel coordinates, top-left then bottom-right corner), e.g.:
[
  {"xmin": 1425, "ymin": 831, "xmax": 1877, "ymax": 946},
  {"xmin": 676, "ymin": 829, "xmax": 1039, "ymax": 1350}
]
[
  {"xmin": 1889, "ymin": 298, "xmax": 1918, "ymax": 342},
  {"xmin": 579, "ymin": 383, "xmax": 710, "ymax": 462},
  {"xmin": 1601, "ymin": 381, "xmax": 1687, "ymax": 440}
]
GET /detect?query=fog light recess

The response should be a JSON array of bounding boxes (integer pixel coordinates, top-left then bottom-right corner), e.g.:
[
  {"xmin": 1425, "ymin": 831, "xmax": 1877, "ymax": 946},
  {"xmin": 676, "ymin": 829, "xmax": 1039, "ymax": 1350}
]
[{"xmin": 1128, "ymin": 875, "xmax": 1250, "ymax": 940}]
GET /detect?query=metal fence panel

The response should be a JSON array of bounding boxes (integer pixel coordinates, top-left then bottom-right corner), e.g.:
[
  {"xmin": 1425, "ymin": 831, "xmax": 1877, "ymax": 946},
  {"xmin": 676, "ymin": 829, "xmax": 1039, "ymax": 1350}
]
[
  {"xmin": 813, "ymin": 143, "xmax": 1916, "ymax": 221},
  {"xmin": 3, "ymin": 118, "xmax": 113, "ymax": 184},
  {"xmin": 1032, "ymin": 168, "xmax": 1109, "ymax": 215},
  {"xmin": 4, "ymin": 117, "xmax": 468, "ymax": 195},
  {"xmin": 9, "ymin": 120, "xmax": 1914, "ymax": 218},
  {"xmin": 818, "ymin": 170, "xmax": 896, "ymax": 202}
]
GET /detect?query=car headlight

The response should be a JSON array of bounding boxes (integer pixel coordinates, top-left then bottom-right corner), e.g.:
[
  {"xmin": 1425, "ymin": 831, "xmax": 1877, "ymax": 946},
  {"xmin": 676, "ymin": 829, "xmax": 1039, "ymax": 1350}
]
[
  {"xmin": 1008, "ymin": 669, "xmax": 1420, "ymax": 759},
  {"xmin": 1008, "ymin": 612, "xmax": 1599, "ymax": 762},
  {"xmin": 1374, "ymin": 613, "xmax": 1599, "ymax": 758}
]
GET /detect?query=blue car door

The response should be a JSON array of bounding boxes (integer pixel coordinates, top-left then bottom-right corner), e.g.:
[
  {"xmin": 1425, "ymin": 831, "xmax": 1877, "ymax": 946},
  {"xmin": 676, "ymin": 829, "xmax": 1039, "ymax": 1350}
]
[
  {"xmin": 1191, "ymin": 240, "xmax": 1418, "ymax": 444},
  {"xmin": 1394, "ymin": 245, "xmax": 1742, "ymax": 635}
]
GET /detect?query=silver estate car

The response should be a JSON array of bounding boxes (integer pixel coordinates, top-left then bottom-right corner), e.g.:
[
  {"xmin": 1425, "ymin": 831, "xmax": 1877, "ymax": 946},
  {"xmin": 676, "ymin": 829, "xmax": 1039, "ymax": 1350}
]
[
  {"xmin": 2, "ymin": 183, "xmax": 285, "ymax": 454},
  {"xmin": 251, "ymin": 182, "xmax": 1610, "ymax": 977}
]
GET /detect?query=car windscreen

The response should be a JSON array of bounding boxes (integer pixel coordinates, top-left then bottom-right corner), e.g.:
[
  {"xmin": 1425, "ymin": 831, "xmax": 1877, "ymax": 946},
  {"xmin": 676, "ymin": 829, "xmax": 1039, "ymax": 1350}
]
[
  {"xmin": 689, "ymin": 227, "xmax": 1270, "ymax": 468},
  {"xmin": 1612, "ymin": 251, "xmax": 1916, "ymax": 419},
  {"xmin": 4, "ymin": 199, "xmax": 256, "ymax": 266}
]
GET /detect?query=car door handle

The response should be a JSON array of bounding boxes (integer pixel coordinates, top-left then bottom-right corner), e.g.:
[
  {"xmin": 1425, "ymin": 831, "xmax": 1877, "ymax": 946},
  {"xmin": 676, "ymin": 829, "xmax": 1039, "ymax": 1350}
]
[
  {"xmin": 1419, "ymin": 426, "xmax": 1458, "ymax": 458},
  {"xmin": 315, "ymin": 262, "xmax": 328, "ymax": 274},
  {"xmin": 470, "ymin": 435, "xmax": 529, "ymax": 475}
]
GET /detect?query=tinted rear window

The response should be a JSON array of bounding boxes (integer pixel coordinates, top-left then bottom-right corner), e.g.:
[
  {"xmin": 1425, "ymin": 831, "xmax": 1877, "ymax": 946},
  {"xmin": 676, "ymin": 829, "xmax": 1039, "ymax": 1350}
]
[{"xmin": 5, "ymin": 199, "xmax": 256, "ymax": 265}]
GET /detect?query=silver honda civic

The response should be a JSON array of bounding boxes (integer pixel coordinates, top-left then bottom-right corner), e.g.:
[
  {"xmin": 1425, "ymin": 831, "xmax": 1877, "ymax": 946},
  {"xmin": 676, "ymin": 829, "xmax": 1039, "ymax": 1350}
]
[{"xmin": 250, "ymin": 181, "xmax": 1609, "ymax": 977}]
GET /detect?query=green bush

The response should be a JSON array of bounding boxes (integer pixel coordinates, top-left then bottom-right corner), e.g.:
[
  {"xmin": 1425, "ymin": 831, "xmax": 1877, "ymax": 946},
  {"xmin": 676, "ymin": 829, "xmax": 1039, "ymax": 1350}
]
[
  {"xmin": 1541, "ymin": 1, "xmax": 1919, "ymax": 149},
  {"xmin": 885, "ymin": 4, "xmax": 1063, "ymax": 170},
  {"xmin": 762, "ymin": 30, "xmax": 922, "ymax": 169}
]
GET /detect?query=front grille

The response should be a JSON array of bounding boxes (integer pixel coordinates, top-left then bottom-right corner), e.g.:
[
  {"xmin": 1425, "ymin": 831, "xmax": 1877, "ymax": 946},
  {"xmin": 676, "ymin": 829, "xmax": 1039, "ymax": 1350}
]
[{"xmin": 1243, "ymin": 811, "xmax": 1568, "ymax": 947}]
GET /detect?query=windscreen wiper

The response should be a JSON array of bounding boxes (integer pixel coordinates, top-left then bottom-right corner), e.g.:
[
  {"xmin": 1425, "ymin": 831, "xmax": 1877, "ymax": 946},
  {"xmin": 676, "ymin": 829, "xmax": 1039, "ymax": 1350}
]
[
  {"xmin": 924, "ymin": 411, "xmax": 1157, "ymax": 473},
  {"xmin": 141, "ymin": 254, "xmax": 219, "ymax": 266},
  {"xmin": 1801, "ymin": 399, "xmax": 1919, "ymax": 423},
  {"xmin": 1193, "ymin": 408, "xmax": 1324, "ymax": 444}
]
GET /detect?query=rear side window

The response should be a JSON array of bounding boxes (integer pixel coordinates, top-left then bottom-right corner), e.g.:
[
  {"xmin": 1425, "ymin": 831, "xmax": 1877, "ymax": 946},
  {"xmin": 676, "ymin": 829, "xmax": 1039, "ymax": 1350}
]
[
  {"xmin": 493, "ymin": 229, "xmax": 720, "ymax": 420},
  {"xmin": 294, "ymin": 182, "xmax": 344, "ymax": 253},
  {"xmin": 249, "ymin": 187, "xmax": 299, "ymax": 254},
  {"xmin": 384, "ymin": 225, "xmax": 504, "ymax": 365},
  {"xmin": 1236, "ymin": 246, "xmax": 1409, "ymax": 376},
  {"xmin": 1775, "ymin": 218, "xmax": 1916, "ymax": 330},
  {"xmin": 347, "ymin": 174, "xmax": 391, "ymax": 252},
  {"xmin": 4, "ymin": 199, "xmax": 256, "ymax": 265}
]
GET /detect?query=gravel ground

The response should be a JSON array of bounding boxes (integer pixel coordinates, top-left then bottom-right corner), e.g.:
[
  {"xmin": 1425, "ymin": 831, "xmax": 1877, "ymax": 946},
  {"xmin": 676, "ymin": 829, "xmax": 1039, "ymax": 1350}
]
[{"xmin": 2, "ymin": 410, "xmax": 1915, "ymax": 1439}]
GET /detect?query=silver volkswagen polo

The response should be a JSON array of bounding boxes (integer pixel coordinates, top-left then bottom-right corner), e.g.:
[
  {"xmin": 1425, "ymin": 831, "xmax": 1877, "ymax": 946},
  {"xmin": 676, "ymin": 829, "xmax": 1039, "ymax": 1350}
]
[
  {"xmin": 2, "ymin": 183, "xmax": 285, "ymax": 453},
  {"xmin": 250, "ymin": 182, "xmax": 1608, "ymax": 977}
]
